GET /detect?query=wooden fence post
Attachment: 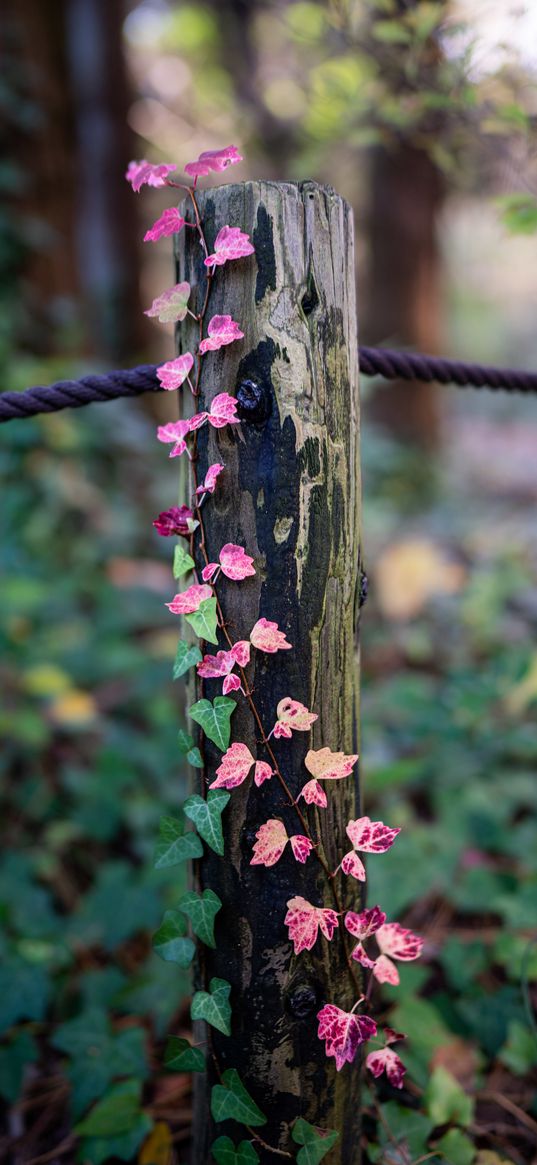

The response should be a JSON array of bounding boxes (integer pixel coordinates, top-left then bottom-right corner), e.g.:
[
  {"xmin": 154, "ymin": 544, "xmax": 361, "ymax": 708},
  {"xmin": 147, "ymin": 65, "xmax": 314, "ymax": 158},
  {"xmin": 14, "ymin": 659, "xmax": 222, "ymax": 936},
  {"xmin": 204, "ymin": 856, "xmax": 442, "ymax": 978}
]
[{"xmin": 176, "ymin": 181, "xmax": 363, "ymax": 1164}]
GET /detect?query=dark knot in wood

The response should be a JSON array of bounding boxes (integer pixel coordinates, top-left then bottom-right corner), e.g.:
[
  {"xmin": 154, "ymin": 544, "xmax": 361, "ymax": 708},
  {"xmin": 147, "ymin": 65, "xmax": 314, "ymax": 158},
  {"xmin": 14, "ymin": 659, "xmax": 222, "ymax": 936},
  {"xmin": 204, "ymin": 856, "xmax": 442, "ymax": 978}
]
[
  {"xmin": 358, "ymin": 570, "xmax": 368, "ymax": 608},
  {"xmin": 285, "ymin": 982, "xmax": 320, "ymax": 1020},
  {"xmin": 236, "ymin": 379, "xmax": 272, "ymax": 424}
]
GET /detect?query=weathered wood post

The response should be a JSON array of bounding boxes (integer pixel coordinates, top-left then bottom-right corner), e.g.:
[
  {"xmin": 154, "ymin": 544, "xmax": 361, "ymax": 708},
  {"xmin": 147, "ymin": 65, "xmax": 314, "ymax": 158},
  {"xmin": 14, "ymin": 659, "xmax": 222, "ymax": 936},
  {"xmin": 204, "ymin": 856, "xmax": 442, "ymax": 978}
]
[{"xmin": 176, "ymin": 181, "xmax": 362, "ymax": 1164}]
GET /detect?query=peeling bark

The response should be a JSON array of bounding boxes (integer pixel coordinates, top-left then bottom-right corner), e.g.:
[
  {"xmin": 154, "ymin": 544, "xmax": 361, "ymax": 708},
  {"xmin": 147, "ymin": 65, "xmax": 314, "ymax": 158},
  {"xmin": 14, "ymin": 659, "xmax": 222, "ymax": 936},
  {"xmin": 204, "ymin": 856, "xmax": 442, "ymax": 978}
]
[{"xmin": 176, "ymin": 181, "xmax": 362, "ymax": 1165}]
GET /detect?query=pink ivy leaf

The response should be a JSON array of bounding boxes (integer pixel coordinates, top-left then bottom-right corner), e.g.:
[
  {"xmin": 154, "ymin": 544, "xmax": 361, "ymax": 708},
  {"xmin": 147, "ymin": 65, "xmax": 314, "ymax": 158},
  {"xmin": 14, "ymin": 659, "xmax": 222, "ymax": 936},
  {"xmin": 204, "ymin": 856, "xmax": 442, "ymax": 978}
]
[
  {"xmin": 166, "ymin": 583, "xmax": 213, "ymax": 615},
  {"xmin": 299, "ymin": 779, "xmax": 328, "ymax": 808},
  {"xmin": 305, "ymin": 747, "xmax": 358, "ymax": 782},
  {"xmin": 377, "ymin": 923, "xmax": 423, "ymax": 962},
  {"xmin": 197, "ymin": 650, "xmax": 236, "ymax": 680},
  {"xmin": 157, "ymin": 414, "xmax": 207, "ymax": 458},
  {"xmin": 204, "ymin": 226, "xmax": 255, "ymax": 270},
  {"xmin": 196, "ymin": 463, "xmax": 225, "ymax": 495},
  {"xmin": 199, "ymin": 315, "xmax": 244, "ymax": 354},
  {"xmin": 145, "ymin": 282, "xmax": 191, "ymax": 324},
  {"xmin": 346, "ymin": 816, "xmax": 401, "ymax": 855},
  {"xmin": 250, "ymin": 618, "xmax": 292, "ymax": 653},
  {"xmin": 219, "ymin": 543, "xmax": 255, "ymax": 581},
  {"xmin": 350, "ymin": 943, "xmax": 377, "ymax": 970},
  {"xmin": 344, "ymin": 905, "xmax": 387, "ymax": 941},
  {"xmin": 254, "ymin": 761, "xmax": 273, "ymax": 786},
  {"xmin": 126, "ymin": 159, "xmax": 176, "ymax": 191},
  {"xmin": 153, "ymin": 505, "xmax": 194, "ymax": 538},
  {"xmin": 144, "ymin": 207, "xmax": 186, "ymax": 242},
  {"xmin": 251, "ymin": 819, "xmax": 288, "ymax": 867},
  {"xmin": 366, "ymin": 1048, "xmax": 406, "ymax": 1089},
  {"xmin": 210, "ymin": 742, "xmax": 254, "ymax": 790},
  {"xmin": 317, "ymin": 1005, "xmax": 377, "ymax": 1071},
  {"xmin": 371, "ymin": 955, "xmax": 400, "ymax": 985},
  {"xmin": 230, "ymin": 640, "xmax": 251, "ymax": 667},
  {"xmin": 340, "ymin": 851, "xmax": 366, "ymax": 881},
  {"xmin": 285, "ymin": 897, "xmax": 339, "ymax": 955},
  {"xmin": 202, "ymin": 563, "xmax": 219, "ymax": 582},
  {"xmin": 184, "ymin": 145, "xmax": 243, "ymax": 178},
  {"xmin": 384, "ymin": 1027, "xmax": 406, "ymax": 1046},
  {"xmin": 290, "ymin": 835, "xmax": 314, "ymax": 863},
  {"xmin": 250, "ymin": 821, "xmax": 312, "ymax": 866},
  {"xmin": 273, "ymin": 697, "xmax": 317, "ymax": 739},
  {"xmin": 207, "ymin": 392, "xmax": 240, "ymax": 428},
  {"xmin": 156, "ymin": 353, "xmax": 194, "ymax": 391},
  {"xmin": 223, "ymin": 674, "xmax": 243, "ymax": 695}
]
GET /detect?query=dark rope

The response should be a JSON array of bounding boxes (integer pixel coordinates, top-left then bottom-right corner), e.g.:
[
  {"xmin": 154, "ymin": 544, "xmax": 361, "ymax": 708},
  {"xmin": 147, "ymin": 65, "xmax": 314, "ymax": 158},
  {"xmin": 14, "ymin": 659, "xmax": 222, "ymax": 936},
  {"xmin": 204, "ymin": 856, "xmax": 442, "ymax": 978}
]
[{"xmin": 2, "ymin": 347, "xmax": 537, "ymax": 424}]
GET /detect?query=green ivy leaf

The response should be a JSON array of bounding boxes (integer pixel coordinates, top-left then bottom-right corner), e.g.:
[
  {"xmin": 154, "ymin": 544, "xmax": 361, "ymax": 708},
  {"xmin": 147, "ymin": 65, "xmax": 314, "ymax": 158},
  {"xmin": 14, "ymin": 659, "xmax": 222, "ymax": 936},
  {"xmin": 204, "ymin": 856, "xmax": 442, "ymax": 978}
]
[
  {"xmin": 183, "ymin": 790, "xmax": 230, "ymax": 855},
  {"xmin": 187, "ymin": 746, "xmax": 203, "ymax": 769},
  {"xmin": 81, "ymin": 1114, "xmax": 153, "ymax": 1165},
  {"xmin": 153, "ymin": 911, "xmax": 195, "ymax": 967},
  {"xmin": 424, "ymin": 1066, "xmax": 474, "ymax": 1128},
  {"xmin": 186, "ymin": 597, "xmax": 219, "ymax": 645},
  {"xmin": 52, "ymin": 1008, "xmax": 148, "ymax": 1119},
  {"xmin": 0, "ymin": 1031, "xmax": 38, "ymax": 1103},
  {"xmin": 164, "ymin": 1036, "xmax": 205, "ymax": 1073},
  {"xmin": 496, "ymin": 192, "xmax": 537, "ymax": 235},
  {"xmin": 179, "ymin": 888, "xmax": 222, "ymax": 948},
  {"xmin": 292, "ymin": 1118, "xmax": 339, "ymax": 1165},
  {"xmin": 211, "ymin": 1068, "xmax": 267, "ymax": 1127},
  {"xmin": 434, "ymin": 1128, "xmax": 475, "ymax": 1165},
  {"xmin": 178, "ymin": 729, "xmax": 195, "ymax": 754},
  {"xmin": 211, "ymin": 1135, "xmax": 260, "ymax": 1165},
  {"xmin": 499, "ymin": 1019, "xmax": 537, "ymax": 1075},
  {"xmin": 189, "ymin": 697, "xmax": 236, "ymax": 751},
  {"xmin": 173, "ymin": 640, "xmax": 202, "ymax": 679},
  {"xmin": 75, "ymin": 1079, "xmax": 143, "ymax": 1137},
  {"xmin": 191, "ymin": 977, "xmax": 232, "ymax": 1036},
  {"xmin": 154, "ymin": 816, "xmax": 203, "ymax": 869},
  {"xmin": 173, "ymin": 545, "xmax": 195, "ymax": 579}
]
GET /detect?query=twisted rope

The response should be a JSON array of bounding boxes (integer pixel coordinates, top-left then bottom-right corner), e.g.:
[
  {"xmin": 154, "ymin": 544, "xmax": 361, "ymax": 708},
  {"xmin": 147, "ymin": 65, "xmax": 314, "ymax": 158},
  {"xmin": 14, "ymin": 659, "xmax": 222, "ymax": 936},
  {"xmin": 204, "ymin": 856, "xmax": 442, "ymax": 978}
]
[{"xmin": 2, "ymin": 347, "xmax": 537, "ymax": 424}]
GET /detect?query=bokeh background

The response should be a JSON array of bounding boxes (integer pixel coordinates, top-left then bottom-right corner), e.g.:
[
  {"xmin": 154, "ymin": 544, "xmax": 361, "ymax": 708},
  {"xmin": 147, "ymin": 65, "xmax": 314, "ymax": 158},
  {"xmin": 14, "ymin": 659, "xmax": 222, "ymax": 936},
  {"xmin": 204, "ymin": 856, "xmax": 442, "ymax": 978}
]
[{"xmin": 1, "ymin": 2, "xmax": 537, "ymax": 1162}]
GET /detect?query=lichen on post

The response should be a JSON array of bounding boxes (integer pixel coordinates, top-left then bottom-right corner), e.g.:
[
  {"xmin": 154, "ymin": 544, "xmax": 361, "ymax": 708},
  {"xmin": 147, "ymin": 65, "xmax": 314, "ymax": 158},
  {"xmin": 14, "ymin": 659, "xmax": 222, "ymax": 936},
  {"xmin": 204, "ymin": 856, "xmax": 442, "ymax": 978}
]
[{"xmin": 176, "ymin": 180, "xmax": 363, "ymax": 1164}]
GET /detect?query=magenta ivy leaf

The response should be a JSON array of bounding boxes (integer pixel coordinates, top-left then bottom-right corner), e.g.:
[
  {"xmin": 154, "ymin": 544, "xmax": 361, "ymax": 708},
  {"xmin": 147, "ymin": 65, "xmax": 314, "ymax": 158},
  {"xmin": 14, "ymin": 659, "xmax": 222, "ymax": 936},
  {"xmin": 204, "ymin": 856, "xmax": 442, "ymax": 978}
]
[
  {"xmin": 210, "ymin": 742, "xmax": 255, "ymax": 790},
  {"xmin": 290, "ymin": 835, "xmax": 314, "ymax": 863},
  {"xmin": 184, "ymin": 145, "xmax": 243, "ymax": 178},
  {"xmin": 197, "ymin": 649, "xmax": 237, "ymax": 680},
  {"xmin": 144, "ymin": 207, "xmax": 186, "ymax": 241},
  {"xmin": 126, "ymin": 159, "xmax": 176, "ymax": 191},
  {"xmin": 299, "ymin": 779, "xmax": 327, "ymax": 808},
  {"xmin": 145, "ymin": 282, "xmax": 191, "ymax": 324},
  {"xmin": 285, "ymin": 897, "xmax": 339, "ymax": 955},
  {"xmin": 156, "ymin": 353, "xmax": 194, "ymax": 391},
  {"xmin": 250, "ymin": 618, "xmax": 292, "ymax": 653},
  {"xmin": 153, "ymin": 505, "xmax": 193, "ymax": 538},
  {"xmin": 199, "ymin": 315, "xmax": 244, "ymax": 354},
  {"xmin": 317, "ymin": 1005, "xmax": 377, "ymax": 1071},
  {"xmin": 166, "ymin": 583, "xmax": 213, "ymax": 615},
  {"xmin": 231, "ymin": 641, "xmax": 251, "ymax": 666},
  {"xmin": 223, "ymin": 674, "xmax": 242, "ymax": 695},
  {"xmin": 220, "ymin": 544, "xmax": 256, "ymax": 580},
  {"xmin": 369, "ymin": 923, "xmax": 424, "ymax": 985},
  {"xmin": 196, "ymin": 463, "xmax": 225, "ymax": 495},
  {"xmin": 341, "ymin": 816, "xmax": 401, "ymax": 881},
  {"xmin": 250, "ymin": 819, "xmax": 287, "ymax": 867},
  {"xmin": 204, "ymin": 226, "xmax": 255, "ymax": 270},
  {"xmin": 272, "ymin": 697, "xmax": 317, "ymax": 739},
  {"xmin": 207, "ymin": 392, "xmax": 240, "ymax": 428},
  {"xmin": 344, "ymin": 905, "xmax": 386, "ymax": 941},
  {"xmin": 366, "ymin": 1047, "xmax": 406, "ymax": 1089},
  {"xmin": 209, "ymin": 743, "xmax": 273, "ymax": 791},
  {"xmin": 254, "ymin": 761, "xmax": 273, "ymax": 786}
]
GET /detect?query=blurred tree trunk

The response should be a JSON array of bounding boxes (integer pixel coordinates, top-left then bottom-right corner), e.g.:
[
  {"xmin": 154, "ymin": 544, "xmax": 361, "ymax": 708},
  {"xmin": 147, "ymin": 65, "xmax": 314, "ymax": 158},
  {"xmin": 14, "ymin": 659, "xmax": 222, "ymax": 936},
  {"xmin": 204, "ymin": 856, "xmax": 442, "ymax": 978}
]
[
  {"xmin": 363, "ymin": 0, "xmax": 447, "ymax": 449},
  {"xmin": 4, "ymin": 0, "xmax": 143, "ymax": 362},
  {"xmin": 204, "ymin": 0, "xmax": 298, "ymax": 177},
  {"xmin": 364, "ymin": 143, "xmax": 445, "ymax": 447}
]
